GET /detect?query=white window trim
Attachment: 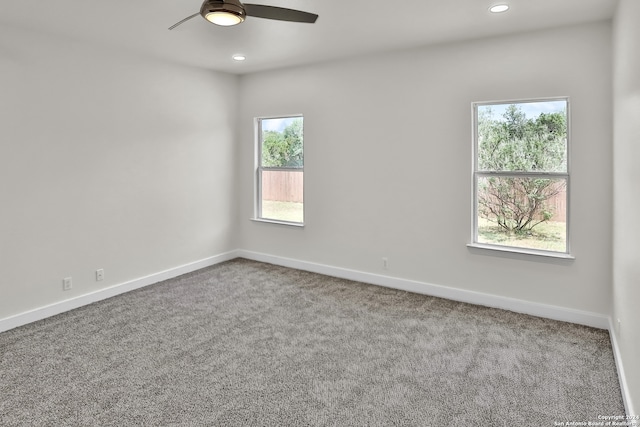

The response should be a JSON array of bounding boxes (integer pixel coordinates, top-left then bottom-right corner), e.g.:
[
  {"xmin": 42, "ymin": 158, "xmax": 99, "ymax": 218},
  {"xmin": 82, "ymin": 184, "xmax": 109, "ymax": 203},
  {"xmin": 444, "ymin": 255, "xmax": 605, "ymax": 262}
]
[
  {"xmin": 470, "ymin": 97, "xmax": 573, "ymax": 259},
  {"xmin": 252, "ymin": 114, "xmax": 305, "ymax": 227}
]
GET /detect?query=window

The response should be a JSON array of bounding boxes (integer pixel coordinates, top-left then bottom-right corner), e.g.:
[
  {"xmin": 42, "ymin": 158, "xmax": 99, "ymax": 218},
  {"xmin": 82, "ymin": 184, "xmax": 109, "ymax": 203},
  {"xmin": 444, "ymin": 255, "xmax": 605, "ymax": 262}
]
[
  {"xmin": 255, "ymin": 115, "xmax": 304, "ymax": 225},
  {"xmin": 471, "ymin": 98, "xmax": 570, "ymax": 256}
]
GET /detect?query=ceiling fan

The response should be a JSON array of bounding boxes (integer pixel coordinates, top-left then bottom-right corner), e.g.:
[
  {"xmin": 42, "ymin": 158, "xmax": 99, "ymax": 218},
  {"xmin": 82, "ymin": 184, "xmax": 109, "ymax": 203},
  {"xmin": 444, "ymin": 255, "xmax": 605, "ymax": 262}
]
[{"xmin": 169, "ymin": 0, "xmax": 319, "ymax": 30}]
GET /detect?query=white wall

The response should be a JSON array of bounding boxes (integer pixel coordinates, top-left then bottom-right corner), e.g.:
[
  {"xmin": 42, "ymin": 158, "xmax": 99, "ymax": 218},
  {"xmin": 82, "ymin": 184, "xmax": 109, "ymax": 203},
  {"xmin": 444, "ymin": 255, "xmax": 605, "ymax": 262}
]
[
  {"xmin": 237, "ymin": 22, "xmax": 613, "ymax": 315},
  {"xmin": 0, "ymin": 25, "xmax": 238, "ymax": 320},
  {"xmin": 0, "ymin": 13, "xmax": 631, "ymax": 411},
  {"xmin": 613, "ymin": 0, "xmax": 640, "ymax": 416}
]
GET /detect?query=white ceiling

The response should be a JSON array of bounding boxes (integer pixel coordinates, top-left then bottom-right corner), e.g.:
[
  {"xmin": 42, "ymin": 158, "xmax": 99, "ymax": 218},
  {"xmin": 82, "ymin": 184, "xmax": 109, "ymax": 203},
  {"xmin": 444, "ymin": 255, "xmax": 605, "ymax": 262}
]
[{"xmin": 1, "ymin": 0, "xmax": 616, "ymax": 75}]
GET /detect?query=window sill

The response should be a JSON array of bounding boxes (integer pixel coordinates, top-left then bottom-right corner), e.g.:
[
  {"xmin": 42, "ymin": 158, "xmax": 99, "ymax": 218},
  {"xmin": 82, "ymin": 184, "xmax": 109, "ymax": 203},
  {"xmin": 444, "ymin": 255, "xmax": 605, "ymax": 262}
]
[
  {"xmin": 467, "ymin": 243, "xmax": 575, "ymax": 260},
  {"xmin": 250, "ymin": 218, "xmax": 305, "ymax": 228}
]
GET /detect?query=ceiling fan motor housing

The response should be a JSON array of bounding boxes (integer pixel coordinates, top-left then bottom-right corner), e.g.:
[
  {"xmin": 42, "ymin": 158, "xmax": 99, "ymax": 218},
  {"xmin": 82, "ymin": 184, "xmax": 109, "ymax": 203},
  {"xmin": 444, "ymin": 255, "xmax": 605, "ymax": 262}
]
[{"xmin": 200, "ymin": 0, "xmax": 247, "ymax": 22}]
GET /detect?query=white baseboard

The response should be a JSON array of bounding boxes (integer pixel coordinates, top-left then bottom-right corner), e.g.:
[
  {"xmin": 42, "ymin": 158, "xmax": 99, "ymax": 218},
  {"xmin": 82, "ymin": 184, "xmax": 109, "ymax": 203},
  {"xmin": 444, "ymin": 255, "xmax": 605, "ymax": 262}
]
[
  {"xmin": 609, "ymin": 318, "xmax": 637, "ymax": 417},
  {"xmin": 236, "ymin": 250, "xmax": 610, "ymax": 329},
  {"xmin": 0, "ymin": 250, "xmax": 239, "ymax": 334},
  {"xmin": 2, "ymin": 249, "xmax": 609, "ymax": 334}
]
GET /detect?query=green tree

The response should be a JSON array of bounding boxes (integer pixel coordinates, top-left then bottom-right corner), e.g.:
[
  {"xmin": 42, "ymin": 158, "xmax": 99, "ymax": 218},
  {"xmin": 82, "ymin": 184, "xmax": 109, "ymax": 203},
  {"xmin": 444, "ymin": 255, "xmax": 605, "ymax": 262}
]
[
  {"xmin": 478, "ymin": 105, "xmax": 566, "ymax": 234},
  {"xmin": 262, "ymin": 119, "xmax": 303, "ymax": 168}
]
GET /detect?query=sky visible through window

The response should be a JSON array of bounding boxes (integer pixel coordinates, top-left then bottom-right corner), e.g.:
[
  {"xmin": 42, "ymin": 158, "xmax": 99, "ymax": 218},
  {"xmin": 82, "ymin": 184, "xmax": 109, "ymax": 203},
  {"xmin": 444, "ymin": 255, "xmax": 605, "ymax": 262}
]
[
  {"xmin": 480, "ymin": 100, "xmax": 566, "ymax": 121},
  {"xmin": 261, "ymin": 117, "xmax": 298, "ymax": 132}
]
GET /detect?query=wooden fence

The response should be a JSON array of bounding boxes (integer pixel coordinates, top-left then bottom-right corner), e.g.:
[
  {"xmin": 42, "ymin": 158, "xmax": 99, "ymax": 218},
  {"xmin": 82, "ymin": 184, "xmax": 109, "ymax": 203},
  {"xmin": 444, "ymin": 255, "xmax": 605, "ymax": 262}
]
[
  {"xmin": 262, "ymin": 170, "xmax": 303, "ymax": 203},
  {"xmin": 479, "ymin": 186, "xmax": 567, "ymax": 222},
  {"xmin": 546, "ymin": 190, "xmax": 567, "ymax": 222},
  {"xmin": 262, "ymin": 170, "xmax": 567, "ymax": 222}
]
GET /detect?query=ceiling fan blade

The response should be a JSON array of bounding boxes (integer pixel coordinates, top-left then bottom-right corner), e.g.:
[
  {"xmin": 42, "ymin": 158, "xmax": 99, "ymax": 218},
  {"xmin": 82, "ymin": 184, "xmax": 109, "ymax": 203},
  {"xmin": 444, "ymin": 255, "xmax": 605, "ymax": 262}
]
[
  {"xmin": 168, "ymin": 13, "xmax": 201, "ymax": 30},
  {"xmin": 244, "ymin": 4, "xmax": 318, "ymax": 23}
]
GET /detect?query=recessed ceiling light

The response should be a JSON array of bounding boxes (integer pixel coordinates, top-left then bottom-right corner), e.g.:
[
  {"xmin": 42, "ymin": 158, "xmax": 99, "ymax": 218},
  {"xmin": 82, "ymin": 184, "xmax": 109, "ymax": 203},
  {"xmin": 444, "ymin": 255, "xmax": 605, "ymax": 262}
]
[
  {"xmin": 232, "ymin": 54, "xmax": 246, "ymax": 61},
  {"xmin": 489, "ymin": 4, "xmax": 509, "ymax": 13}
]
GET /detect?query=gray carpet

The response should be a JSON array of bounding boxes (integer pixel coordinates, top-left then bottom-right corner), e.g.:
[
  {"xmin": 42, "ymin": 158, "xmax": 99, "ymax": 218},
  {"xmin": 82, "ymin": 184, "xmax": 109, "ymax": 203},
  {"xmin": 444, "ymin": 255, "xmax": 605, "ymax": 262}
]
[{"xmin": 0, "ymin": 259, "xmax": 624, "ymax": 426}]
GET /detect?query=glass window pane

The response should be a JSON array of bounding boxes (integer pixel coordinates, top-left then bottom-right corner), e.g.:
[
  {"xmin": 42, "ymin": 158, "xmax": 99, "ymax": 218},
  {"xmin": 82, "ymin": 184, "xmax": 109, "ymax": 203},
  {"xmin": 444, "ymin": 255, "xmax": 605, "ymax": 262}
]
[
  {"xmin": 261, "ymin": 170, "xmax": 304, "ymax": 223},
  {"xmin": 476, "ymin": 176, "xmax": 567, "ymax": 252},
  {"xmin": 261, "ymin": 117, "xmax": 303, "ymax": 168},
  {"xmin": 477, "ymin": 100, "xmax": 567, "ymax": 173}
]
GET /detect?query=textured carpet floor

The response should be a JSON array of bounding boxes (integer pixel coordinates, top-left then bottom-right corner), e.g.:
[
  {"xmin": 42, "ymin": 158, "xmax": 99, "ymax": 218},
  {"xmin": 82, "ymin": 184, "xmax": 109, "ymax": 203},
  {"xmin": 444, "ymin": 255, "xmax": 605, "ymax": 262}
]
[{"xmin": 0, "ymin": 259, "xmax": 624, "ymax": 426}]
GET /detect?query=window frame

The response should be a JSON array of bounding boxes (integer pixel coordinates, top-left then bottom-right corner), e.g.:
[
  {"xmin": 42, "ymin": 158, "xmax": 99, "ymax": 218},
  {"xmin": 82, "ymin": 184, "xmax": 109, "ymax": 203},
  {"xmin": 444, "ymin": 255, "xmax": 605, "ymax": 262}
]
[
  {"xmin": 253, "ymin": 114, "xmax": 305, "ymax": 227},
  {"xmin": 469, "ymin": 97, "xmax": 573, "ymax": 259}
]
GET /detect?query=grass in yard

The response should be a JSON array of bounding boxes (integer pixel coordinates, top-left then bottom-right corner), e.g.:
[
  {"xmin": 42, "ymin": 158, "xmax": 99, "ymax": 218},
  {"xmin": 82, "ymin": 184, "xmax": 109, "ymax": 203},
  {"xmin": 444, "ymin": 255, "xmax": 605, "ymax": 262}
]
[
  {"xmin": 262, "ymin": 200, "xmax": 304, "ymax": 223},
  {"xmin": 477, "ymin": 217, "xmax": 566, "ymax": 252}
]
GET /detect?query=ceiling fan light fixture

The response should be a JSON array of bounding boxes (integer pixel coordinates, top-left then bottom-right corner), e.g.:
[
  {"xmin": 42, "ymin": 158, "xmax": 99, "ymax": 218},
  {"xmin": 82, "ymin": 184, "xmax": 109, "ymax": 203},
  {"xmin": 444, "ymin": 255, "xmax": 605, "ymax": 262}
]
[{"xmin": 205, "ymin": 11, "xmax": 245, "ymax": 26}]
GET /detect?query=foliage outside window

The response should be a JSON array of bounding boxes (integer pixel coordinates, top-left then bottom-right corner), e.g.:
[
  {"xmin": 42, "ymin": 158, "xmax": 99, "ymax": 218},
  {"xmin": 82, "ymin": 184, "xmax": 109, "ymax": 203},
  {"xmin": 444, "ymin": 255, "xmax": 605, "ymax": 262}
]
[
  {"xmin": 472, "ymin": 98, "xmax": 569, "ymax": 254},
  {"xmin": 256, "ymin": 116, "xmax": 304, "ymax": 224}
]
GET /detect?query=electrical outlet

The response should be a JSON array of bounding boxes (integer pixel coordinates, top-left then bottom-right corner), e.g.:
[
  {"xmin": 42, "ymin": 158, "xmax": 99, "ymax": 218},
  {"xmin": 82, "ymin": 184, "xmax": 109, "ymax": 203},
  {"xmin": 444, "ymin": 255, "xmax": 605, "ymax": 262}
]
[
  {"xmin": 63, "ymin": 277, "xmax": 72, "ymax": 291},
  {"xmin": 96, "ymin": 269, "xmax": 104, "ymax": 281},
  {"xmin": 382, "ymin": 257, "xmax": 388, "ymax": 270}
]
